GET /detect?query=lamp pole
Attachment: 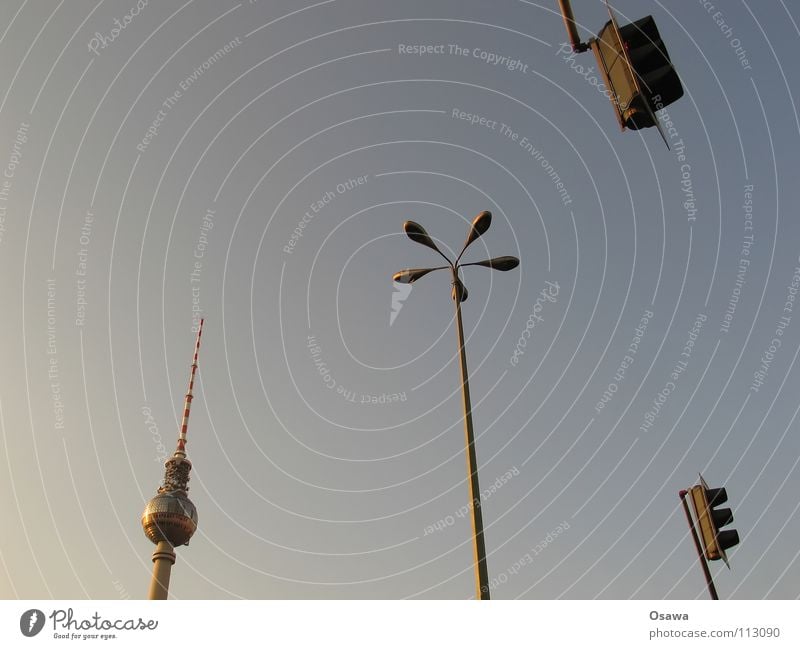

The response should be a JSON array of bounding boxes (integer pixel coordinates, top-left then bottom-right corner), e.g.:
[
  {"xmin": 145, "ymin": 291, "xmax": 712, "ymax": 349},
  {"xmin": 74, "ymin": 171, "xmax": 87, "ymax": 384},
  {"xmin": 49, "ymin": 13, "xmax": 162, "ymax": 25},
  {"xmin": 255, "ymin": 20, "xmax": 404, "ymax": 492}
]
[
  {"xmin": 393, "ymin": 212, "xmax": 519, "ymax": 600},
  {"xmin": 451, "ymin": 266, "xmax": 490, "ymax": 598}
]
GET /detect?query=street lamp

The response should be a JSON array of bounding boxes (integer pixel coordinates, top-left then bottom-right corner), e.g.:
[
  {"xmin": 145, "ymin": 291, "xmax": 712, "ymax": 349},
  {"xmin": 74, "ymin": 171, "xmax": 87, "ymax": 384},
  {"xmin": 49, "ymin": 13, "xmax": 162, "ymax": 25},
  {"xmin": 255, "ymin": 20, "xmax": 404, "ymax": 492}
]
[{"xmin": 393, "ymin": 211, "xmax": 519, "ymax": 600}]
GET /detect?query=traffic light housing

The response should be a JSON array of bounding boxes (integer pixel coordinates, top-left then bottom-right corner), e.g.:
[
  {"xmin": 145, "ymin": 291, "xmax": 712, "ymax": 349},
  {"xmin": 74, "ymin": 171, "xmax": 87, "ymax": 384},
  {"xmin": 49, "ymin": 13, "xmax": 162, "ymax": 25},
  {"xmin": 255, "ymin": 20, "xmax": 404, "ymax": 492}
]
[
  {"xmin": 591, "ymin": 15, "xmax": 683, "ymax": 131},
  {"xmin": 689, "ymin": 477, "xmax": 739, "ymax": 565}
]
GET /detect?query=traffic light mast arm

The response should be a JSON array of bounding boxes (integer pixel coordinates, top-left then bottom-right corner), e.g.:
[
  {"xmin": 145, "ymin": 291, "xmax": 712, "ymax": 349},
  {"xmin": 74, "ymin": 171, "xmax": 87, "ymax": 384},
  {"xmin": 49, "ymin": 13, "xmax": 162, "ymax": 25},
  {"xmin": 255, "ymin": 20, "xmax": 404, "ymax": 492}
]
[
  {"xmin": 679, "ymin": 489, "xmax": 719, "ymax": 600},
  {"xmin": 557, "ymin": 0, "xmax": 590, "ymax": 52}
]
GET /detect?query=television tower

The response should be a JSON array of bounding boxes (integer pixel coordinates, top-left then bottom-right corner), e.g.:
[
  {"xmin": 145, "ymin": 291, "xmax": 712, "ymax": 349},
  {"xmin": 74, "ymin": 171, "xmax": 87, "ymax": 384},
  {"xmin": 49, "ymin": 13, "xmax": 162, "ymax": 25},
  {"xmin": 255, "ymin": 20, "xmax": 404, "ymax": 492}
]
[{"xmin": 141, "ymin": 319, "xmax": 204, "ymax": 599}]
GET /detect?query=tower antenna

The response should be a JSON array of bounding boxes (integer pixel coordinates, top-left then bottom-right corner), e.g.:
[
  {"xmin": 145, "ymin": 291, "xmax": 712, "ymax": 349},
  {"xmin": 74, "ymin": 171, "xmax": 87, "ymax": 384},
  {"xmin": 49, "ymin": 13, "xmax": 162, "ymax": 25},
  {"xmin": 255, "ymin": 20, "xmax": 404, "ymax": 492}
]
[
  {"xmin": 176, "ymin": 318, "xmax": 203, "ymax": 459},
  {"xmin": 141, "ymin": 319, "xmax": 205, "ymax": 599}
]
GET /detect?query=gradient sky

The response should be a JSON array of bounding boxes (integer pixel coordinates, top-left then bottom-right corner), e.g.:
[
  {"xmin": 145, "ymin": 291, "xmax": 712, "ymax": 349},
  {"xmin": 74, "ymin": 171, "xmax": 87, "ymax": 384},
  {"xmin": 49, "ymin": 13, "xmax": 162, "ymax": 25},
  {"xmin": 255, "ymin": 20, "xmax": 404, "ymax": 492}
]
[{"xmin": 1, "ymin": 0, "xmax": 799, "ymax": 600}]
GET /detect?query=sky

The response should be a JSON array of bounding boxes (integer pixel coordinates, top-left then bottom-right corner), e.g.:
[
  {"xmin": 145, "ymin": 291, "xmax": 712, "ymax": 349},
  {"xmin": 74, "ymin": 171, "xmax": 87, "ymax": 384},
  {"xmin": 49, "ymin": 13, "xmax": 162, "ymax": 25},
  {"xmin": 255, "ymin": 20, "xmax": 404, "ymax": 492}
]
[{"xmin": 0, "ymin": 0, "xmax": 799, "ymax": 600}]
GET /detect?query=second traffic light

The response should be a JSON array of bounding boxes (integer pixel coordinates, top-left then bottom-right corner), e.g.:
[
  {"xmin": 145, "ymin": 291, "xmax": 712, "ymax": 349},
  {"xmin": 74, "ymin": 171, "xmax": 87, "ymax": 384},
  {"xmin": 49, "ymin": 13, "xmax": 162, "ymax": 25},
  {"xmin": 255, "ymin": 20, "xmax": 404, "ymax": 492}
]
[
  {"xmin": 591, "ymin": 15, "xmax": 683, "ymax": 130},
  {"xmin": 689, "ymin": 477, "xmax": 740, "ymax": 565}
]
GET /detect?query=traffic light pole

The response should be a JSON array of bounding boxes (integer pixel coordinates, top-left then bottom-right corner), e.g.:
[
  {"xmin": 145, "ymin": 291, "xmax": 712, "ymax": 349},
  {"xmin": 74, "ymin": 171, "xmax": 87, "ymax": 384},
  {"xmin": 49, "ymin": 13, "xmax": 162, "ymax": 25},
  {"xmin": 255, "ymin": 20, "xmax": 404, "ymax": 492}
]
[{"xmin": 679, "ymin": 490, "xmax": 719, "ymax": 600}]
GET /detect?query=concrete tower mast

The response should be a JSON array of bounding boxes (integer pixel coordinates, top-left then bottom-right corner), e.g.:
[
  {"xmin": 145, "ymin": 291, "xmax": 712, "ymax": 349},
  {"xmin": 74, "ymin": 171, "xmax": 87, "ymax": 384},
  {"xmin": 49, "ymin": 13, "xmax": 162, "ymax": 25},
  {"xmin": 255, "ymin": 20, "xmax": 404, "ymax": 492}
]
[{"xmin": 141, "ymin": 319, "xmax": 204, "ymax": 599}]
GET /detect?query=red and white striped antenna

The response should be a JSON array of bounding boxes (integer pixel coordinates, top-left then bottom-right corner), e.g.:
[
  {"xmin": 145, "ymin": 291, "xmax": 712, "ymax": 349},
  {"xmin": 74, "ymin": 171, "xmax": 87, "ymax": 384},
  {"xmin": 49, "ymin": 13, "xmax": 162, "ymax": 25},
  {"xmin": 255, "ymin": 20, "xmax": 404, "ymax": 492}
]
[{"xmin": 175, "ymin": 318, "xmax": 203, "ymax": 458}]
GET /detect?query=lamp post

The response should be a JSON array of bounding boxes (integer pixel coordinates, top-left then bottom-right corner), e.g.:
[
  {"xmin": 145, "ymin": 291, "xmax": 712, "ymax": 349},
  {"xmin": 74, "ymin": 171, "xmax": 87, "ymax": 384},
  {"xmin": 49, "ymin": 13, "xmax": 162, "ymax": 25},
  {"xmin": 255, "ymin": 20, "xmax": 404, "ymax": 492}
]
[{"xmin": 393, "ymin": 211, "xmax": 519, "ymax": 600}]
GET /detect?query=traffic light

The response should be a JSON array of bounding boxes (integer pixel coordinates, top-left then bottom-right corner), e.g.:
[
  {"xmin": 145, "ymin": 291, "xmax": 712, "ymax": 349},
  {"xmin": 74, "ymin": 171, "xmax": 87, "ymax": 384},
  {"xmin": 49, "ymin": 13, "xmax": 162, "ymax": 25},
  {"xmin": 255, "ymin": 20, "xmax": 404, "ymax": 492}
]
[
  {"xmin": 591, "ymin": 15, "xmax": 683, "ymax": 131},
  {"xmin": 689, "ymin": 476, "xmax": 739, "ymax": 566}
]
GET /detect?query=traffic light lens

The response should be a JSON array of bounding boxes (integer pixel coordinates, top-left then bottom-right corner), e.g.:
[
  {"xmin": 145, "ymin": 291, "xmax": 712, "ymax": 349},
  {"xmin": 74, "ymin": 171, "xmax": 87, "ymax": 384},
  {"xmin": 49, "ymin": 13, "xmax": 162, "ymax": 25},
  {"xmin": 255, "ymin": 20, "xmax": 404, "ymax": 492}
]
[
  {"xmin": 717, "ymin": 529, "xmax": 740, "ymax": 552},
  {"xmin": 707, "ymin": 488, "xmax": 728, "ymax": 508},
  {"xmin": 712, "ymin": 507, "xmax": 733, "ymax": 528}
]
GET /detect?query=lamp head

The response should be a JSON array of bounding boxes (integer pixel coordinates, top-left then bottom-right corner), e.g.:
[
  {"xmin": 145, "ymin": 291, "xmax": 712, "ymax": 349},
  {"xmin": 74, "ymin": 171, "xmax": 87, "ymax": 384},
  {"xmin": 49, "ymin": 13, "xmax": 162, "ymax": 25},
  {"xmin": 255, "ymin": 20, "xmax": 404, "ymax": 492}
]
[
  {"xmin": 462, "ymin": 255, "xmax": 520, "ymax": 271},
  {"xmin": 403, "ymin": 221, "xmax": 446, "ymax": 255},
  {"xmin": 464, "ymin": 211, "xmax": 491, "ymax": 247},
  {"xmin": 456, "ymin": 211, "xmax": 492, "ymax": 263},
  {"xmin": 392, "ymin": 266, "xmax": 447, "ymax": 284}
]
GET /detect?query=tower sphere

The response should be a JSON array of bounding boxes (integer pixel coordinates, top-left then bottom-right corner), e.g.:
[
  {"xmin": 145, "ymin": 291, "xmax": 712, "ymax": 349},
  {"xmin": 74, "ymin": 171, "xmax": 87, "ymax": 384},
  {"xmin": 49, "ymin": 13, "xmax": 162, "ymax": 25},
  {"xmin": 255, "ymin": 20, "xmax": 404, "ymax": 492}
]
[{"xmin": 141, "ymin": 490, "xmax": 198, "ymax": 546}]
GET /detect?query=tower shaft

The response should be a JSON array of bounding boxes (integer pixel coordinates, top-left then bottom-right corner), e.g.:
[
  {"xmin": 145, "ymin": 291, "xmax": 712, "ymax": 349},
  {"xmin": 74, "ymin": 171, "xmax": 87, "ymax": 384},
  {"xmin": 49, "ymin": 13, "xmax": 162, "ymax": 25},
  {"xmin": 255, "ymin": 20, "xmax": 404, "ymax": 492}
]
[{"xmin": 148, "ymin": 541, "xmax": 176, "ymax": 600}]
